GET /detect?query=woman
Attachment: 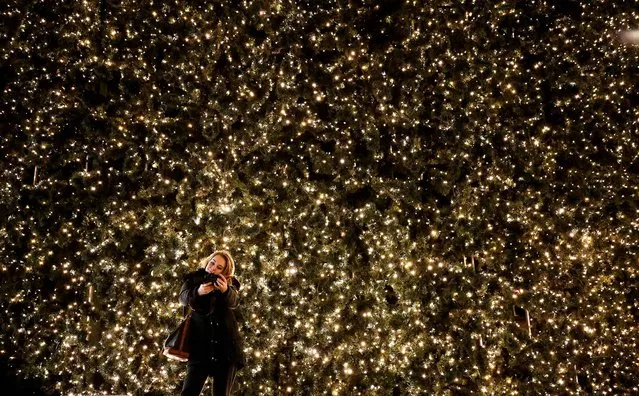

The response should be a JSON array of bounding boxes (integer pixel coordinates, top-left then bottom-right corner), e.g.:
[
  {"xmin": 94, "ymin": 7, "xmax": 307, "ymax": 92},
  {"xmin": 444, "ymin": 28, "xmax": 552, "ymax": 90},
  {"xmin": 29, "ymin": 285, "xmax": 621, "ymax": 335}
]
[{"xmin": 179, "ymin": 250, "xmax": 246, "ymax": 396}]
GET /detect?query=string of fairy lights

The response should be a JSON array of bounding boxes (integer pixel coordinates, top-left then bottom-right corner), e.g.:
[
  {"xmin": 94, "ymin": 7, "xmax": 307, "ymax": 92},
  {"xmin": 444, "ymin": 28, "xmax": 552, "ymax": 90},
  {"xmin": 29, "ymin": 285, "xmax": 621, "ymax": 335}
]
[{"xmin": 1, "ymin": 0, "xmax": 639, "ymax": 394}]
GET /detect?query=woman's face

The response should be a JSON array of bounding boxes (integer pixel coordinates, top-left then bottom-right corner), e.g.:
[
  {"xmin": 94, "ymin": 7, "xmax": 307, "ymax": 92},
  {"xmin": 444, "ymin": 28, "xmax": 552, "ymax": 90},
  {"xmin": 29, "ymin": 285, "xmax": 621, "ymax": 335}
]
[{"xmin": 206, "ymin": 254, "xmax": 227, "ymax": 275}]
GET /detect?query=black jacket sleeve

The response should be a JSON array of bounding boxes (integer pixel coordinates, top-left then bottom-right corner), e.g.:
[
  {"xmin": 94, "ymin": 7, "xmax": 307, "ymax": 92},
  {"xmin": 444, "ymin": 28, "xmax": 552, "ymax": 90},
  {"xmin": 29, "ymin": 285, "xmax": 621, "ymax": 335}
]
[
  {"xmin": 222, "ymin": 278, "xmax": 241, "ymax": 309},
  {"xmin": 179, "ymin": 273, "xmax": 200, "ymax": 309}
]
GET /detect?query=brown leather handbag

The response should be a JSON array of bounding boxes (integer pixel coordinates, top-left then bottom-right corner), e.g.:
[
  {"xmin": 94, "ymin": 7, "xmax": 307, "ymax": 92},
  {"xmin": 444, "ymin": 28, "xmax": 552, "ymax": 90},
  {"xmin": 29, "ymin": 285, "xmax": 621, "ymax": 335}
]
[{"xmin": 163, "ymin": 306, "xmax": 192, "ymax": 362}]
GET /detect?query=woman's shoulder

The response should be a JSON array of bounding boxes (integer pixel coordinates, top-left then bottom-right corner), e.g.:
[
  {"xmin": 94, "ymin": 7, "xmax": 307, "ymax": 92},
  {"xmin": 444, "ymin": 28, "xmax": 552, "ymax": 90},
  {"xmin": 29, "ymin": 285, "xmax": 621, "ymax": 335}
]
[{"xmin": 230, "ymin": 276, "xmax": 241, "ymax": 290}]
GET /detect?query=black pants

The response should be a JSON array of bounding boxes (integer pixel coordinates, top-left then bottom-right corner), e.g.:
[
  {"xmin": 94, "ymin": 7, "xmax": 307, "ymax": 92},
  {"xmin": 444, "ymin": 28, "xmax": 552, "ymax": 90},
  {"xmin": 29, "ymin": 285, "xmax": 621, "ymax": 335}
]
[{"xmin": 181, "ymin": 361, "xmax": 237, "ymax": 396}]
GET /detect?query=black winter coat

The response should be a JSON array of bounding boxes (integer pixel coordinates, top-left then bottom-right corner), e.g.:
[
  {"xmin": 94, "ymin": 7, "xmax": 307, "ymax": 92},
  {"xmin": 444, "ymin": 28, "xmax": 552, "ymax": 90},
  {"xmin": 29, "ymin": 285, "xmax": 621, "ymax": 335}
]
[{"xmin": 179, "ymin": 269, "xmax": 246, "ymax": 368}]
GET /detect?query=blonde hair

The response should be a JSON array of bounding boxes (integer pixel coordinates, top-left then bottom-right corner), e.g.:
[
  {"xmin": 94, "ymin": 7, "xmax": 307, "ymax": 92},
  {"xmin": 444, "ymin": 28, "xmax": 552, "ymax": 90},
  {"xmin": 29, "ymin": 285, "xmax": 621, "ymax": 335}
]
[{"xmin": 200, "ymin": 249, "xmax": 235, "ymax": 281}]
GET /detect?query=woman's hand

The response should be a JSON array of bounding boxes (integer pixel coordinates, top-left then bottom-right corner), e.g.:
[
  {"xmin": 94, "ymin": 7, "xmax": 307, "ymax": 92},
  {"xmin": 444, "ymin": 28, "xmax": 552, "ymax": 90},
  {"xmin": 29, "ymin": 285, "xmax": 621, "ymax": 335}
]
[
  {"xmin": 215, "ymin": 274, "xmax": 228, "ymax": 293},
  {"xmin": 197, "ymin": 282, "xmax": 215, "ymax": 296}
]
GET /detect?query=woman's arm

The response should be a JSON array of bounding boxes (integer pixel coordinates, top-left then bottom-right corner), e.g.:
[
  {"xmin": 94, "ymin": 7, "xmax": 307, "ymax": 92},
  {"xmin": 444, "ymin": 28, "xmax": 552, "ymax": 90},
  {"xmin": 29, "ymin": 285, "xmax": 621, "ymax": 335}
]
[
  {"xmin": 223, "ymin": 283, "xmax": 239, "ymax": 309},
  {"xmin": 179, "ymin": 276, "xmax": 199, "ymax": 308}
]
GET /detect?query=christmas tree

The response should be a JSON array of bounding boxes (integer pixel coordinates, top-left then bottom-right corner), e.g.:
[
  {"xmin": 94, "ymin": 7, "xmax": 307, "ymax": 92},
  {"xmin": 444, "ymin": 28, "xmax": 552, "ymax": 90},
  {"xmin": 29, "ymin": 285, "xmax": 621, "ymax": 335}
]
[{"xmin": 1, "ymin": 0, "xmax": 638, "ymax": 394}]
